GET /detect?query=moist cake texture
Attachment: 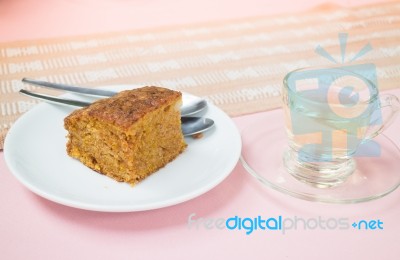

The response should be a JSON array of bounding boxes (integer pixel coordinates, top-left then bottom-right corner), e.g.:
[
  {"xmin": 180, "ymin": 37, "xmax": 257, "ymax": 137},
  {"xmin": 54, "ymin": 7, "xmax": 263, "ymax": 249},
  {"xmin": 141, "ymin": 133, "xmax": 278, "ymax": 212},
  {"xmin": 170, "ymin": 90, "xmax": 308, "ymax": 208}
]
[{"xmin": 64, "ymin": 86, "xmax": 187, "ymax": 185}]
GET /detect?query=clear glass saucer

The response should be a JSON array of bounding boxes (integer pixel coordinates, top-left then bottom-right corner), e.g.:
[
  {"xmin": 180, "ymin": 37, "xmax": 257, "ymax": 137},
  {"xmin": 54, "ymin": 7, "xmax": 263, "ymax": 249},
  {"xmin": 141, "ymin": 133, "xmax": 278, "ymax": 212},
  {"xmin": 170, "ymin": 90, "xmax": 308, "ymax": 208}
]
[{"xmin": 240, "ymin": 111, "xmax": 400, "ymax": 204}]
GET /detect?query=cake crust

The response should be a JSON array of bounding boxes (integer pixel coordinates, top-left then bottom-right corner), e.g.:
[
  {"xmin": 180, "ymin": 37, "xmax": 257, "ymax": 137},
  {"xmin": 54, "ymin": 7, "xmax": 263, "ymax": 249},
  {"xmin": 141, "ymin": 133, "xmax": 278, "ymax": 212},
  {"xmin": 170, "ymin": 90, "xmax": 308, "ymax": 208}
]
[{"xmin": 67, "ymin": 86, "xmax": 181, "ymax": 130}]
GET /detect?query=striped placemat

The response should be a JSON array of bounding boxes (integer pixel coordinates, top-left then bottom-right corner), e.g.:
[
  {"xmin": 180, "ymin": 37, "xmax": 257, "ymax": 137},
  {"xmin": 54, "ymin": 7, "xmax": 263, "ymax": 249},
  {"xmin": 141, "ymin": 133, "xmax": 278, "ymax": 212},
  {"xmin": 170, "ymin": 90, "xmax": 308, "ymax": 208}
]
[{"xmin": 1, "ymin": 1, "xmax": 400, "ymax": 150}]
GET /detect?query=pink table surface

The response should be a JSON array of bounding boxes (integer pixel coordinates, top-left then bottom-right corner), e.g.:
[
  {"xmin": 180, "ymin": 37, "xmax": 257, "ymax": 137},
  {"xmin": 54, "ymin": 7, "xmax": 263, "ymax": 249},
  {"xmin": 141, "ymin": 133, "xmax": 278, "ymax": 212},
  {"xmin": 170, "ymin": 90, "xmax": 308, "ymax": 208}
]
[
  {"xmin": 1, "ymin": 0, "xmax": 399, "ymax": 259},
  {"xmin": 0, "ymin": 0, "xmax": 386, "ymax": 41}
]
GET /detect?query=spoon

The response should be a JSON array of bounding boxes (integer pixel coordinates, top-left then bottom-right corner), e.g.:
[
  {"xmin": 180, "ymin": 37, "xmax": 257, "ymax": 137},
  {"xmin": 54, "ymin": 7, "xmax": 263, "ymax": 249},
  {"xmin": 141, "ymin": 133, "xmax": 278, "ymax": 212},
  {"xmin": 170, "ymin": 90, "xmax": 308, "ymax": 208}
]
[
  {"xmin": 19, "ymin": 89, "xmax": 215, "ymax": 137},
  {"xmin": 21, "ymin": 78, "xmax": 208, "ymax": 117},
  {"xmin": 181, "ymin": 117, "xmax": 215, "ymax": 136}
]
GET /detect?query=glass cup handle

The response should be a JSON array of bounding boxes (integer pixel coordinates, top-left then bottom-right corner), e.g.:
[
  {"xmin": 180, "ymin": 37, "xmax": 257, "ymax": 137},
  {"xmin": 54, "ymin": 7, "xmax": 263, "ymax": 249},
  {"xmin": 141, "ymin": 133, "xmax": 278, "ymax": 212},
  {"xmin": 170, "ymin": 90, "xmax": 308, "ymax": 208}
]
[{"xmin": 365, "ymin": 94, "xmax": 400, "ymax": 140}]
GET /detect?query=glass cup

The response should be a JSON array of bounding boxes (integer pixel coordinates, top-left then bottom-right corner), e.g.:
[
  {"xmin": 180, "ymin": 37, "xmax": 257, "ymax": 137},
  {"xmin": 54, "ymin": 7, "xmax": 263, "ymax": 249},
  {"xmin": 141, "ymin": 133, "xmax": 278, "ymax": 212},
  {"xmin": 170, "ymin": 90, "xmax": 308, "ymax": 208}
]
[{"xmin": 282, "ymin": 65, "xmax": 399, "ymax": 187}]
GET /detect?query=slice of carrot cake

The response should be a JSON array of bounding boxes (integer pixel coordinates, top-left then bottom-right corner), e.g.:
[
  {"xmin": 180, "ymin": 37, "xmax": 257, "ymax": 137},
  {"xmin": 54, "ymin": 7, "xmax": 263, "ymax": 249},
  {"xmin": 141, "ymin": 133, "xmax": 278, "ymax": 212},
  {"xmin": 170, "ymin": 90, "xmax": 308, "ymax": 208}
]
[{"xmin": 64, "ymin": 86, "xmax": 187, "ymax": 185}]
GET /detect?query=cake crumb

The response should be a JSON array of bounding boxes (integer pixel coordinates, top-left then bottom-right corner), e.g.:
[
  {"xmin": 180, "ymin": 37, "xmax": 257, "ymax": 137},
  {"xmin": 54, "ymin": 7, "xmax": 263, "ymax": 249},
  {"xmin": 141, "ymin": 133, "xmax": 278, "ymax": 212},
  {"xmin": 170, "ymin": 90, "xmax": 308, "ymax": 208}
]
[{"xmin": 191, "ymin": 133, "xmax": 204, "ymax": 139}]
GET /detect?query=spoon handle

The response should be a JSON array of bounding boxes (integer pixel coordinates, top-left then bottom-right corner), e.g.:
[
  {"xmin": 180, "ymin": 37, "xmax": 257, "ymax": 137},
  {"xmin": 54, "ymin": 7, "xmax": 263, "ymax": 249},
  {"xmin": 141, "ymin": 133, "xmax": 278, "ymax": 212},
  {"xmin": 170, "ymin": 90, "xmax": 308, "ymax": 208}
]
[
  {"xmin": 20, "ymin": 89, "xmax": 92, "ymax": 107},
  {"xmin": 22, "ymin": 78, "xmax": 118, "ymax": 97}
]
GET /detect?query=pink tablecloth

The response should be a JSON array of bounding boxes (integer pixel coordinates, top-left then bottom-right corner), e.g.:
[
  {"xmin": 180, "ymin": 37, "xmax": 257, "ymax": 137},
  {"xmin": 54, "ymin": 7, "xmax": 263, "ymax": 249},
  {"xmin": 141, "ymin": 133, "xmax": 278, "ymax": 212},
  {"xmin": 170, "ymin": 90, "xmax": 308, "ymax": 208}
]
[{"xmin": 1, "ymin": 0, "xmax": 399, "ymax": 259}]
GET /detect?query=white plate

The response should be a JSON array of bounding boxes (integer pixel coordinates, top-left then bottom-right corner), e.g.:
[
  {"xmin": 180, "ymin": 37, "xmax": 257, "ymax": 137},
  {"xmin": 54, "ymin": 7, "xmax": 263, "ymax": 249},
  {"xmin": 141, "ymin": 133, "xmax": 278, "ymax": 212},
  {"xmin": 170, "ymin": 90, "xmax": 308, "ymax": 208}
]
[{"xmin": 4, "ymin": 85, "xmax": 241, "ymax": 212}]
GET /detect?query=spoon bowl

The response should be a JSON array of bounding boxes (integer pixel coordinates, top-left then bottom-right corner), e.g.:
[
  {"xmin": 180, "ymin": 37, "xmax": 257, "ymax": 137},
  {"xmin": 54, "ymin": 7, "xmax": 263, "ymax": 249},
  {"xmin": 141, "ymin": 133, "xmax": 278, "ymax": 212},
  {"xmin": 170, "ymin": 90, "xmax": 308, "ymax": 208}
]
[
  {"xmin": 181, "ymin": 117, "xmax": 215, "ymax": 136},
  {"xmin": 180, "ymin": 95, "xmax": 208, "ymax": 116}
]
